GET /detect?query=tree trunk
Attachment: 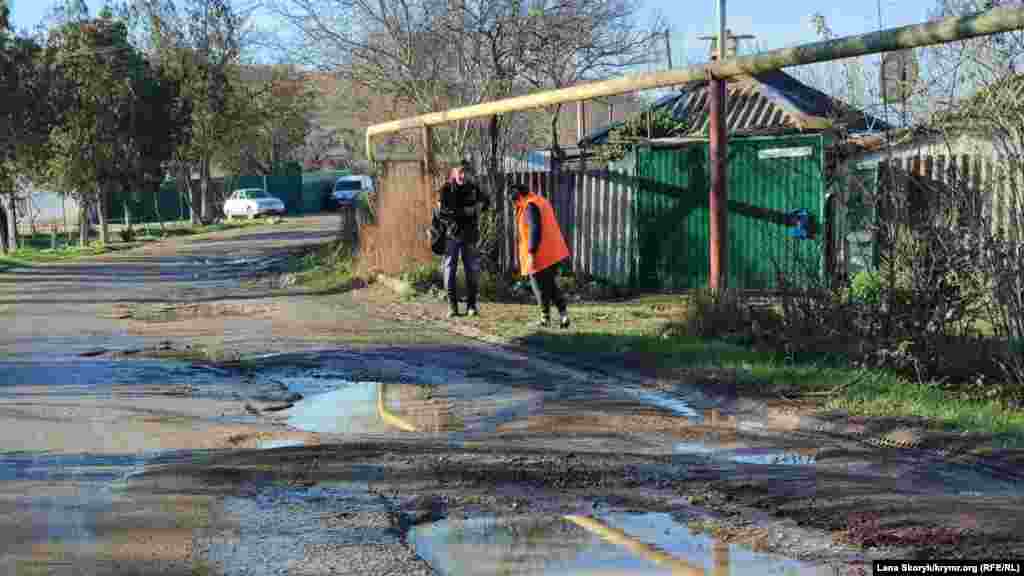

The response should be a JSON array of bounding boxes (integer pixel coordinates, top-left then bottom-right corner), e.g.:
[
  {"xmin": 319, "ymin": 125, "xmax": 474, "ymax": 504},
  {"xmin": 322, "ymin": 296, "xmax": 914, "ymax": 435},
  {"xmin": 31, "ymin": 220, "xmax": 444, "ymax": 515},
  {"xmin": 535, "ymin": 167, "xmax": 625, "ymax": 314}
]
[
  {"xmin": 79, "ymin": 199, "xmax": 90, "ymax": 246},
  {"xmin": 487, "ymin": 115, "xmax": 508, "ymax": 278},
  {"xmin": 200, "ymin": 155, "xmax": 211, "ymax": 223},
  {"xmin": 549, "ymin": 106, "xmax": 566, "ymax": 171},
  {"xmin": 153, "ymin": 180, "xmax": 165, "ymax": 232},
  {"xmin": 178, "ymin": 165, "xmax": 199, "ymax": 226},
  {"xmin": 6, "ymin": 194, "xmax": 18, "ymax": 251},
  {"xmin": 97, "ymin": 184, "xmax": 109, "ymax": 245},
  {"xmin": 0, "ymin": 196, "xmax": 9, "ymax": 254}
]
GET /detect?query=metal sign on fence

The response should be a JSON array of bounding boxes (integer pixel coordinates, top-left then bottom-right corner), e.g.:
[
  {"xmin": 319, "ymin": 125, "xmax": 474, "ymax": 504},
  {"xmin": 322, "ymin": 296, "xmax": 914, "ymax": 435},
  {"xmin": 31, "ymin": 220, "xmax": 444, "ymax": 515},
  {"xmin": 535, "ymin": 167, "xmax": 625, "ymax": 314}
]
[{"xmin": 758, "ymin": 147, "xmax": 814, "ymax": 160}]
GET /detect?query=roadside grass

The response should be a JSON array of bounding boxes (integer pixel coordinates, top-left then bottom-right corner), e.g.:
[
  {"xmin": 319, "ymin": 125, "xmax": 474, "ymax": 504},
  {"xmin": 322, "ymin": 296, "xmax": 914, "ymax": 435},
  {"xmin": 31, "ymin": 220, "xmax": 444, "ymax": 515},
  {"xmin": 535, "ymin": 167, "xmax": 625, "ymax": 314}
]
[
  {"xmin": 285, "ymin": 240, "xmax": 357, "ymax": 292},
  {"xmin": 2, "ymin": 218, "xmax": 282, "ymax": 265},
  {"xmin": 0, "ymin": 256, "xmax": 25, "ymax": 271},
  {"xmin": 1, "ymin": 238, "xmax": 114, "ymax": 264},
  {"xmin": 391, "ymin": 275, "xmax": 1024, "ymax": 447},
  {"xmin": 529, "ymin": 302, "xmax": 1024, "ymax": 447}
]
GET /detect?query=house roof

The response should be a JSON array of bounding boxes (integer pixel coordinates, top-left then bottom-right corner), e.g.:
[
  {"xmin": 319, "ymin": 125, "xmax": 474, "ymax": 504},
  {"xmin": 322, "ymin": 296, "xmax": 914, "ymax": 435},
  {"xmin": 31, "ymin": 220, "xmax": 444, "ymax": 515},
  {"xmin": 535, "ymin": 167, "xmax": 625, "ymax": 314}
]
[{"xmin": 579, "ymin": 70, "xmax": 890, "ymax": 147}]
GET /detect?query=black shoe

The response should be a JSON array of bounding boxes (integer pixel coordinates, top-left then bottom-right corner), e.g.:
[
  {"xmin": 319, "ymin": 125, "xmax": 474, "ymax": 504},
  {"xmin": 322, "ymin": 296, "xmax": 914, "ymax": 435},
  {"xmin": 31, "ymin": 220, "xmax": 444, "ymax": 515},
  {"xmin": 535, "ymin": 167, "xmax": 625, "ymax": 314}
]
[
  {"xmin": 559, "ymin": 314, "xmax": 571, "ymax": 329},
  {"xmin": 536, "ymin": 316, "xmax": 551, "ymax": 328},
  {"xmin": 466, "ymin": 306, "xmax": 479, "ymax": 318}
]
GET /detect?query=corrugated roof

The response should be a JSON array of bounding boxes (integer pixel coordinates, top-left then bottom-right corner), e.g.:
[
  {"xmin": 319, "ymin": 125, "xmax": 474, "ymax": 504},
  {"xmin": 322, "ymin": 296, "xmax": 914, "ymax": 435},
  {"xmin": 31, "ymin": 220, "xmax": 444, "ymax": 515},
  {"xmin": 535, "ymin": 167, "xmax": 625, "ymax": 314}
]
[{"xmin": 579, "ymin": 70, "xmax": 889, "ymax": 147}]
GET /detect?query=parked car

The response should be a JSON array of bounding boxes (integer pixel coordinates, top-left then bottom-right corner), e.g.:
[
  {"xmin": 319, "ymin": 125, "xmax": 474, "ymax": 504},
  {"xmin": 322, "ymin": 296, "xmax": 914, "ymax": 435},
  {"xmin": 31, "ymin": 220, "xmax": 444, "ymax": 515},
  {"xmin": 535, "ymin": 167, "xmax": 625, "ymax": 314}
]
[
  {"xmin": 329, "ymin": 175, "xmax": 374, "ymax": 210},
  {"xmin": 224, "ymin": 188, "xmax": 286, "ymax": 219}
]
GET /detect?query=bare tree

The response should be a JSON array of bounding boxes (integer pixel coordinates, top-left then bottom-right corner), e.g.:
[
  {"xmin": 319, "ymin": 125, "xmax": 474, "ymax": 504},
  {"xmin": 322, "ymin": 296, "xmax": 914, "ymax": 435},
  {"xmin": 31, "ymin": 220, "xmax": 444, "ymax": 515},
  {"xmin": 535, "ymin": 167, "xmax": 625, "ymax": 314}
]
[{"xmin": 517, "ymin": 0, "xmax": 662, "ymax": 163}]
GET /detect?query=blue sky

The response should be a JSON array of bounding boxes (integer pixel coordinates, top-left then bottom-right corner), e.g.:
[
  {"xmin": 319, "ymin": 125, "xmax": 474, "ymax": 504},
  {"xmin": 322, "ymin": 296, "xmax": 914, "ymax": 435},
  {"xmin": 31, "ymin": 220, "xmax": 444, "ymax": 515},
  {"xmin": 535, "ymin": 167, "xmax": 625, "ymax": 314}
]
[
  {"xmin": 11, "ymin": 0, "xmax": 941, "ymax": 65},
  {"xmin": 661, "ymin": 0, "xmax": 939, "ymax": 68}
]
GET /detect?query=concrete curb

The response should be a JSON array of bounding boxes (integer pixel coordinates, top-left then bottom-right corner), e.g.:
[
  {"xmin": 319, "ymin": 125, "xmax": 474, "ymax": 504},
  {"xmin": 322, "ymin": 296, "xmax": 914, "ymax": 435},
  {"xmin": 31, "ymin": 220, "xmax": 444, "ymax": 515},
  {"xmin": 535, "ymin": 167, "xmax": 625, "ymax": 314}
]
[{"xmin": 375, "ymin": 275, "xmax": 1024, "ymax": 481}]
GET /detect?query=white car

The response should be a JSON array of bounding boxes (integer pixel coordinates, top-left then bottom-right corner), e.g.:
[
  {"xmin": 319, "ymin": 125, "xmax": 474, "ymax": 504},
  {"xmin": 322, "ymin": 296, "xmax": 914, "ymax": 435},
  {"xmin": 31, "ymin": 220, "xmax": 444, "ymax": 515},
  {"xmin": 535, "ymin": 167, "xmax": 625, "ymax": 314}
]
[
  {"xmin": 224, "ymin": 188, "xmax": 286, "ymax": 219},
  {"xmin": 330, "ymin": 175, "xmax": 374, "ymax": 210}
]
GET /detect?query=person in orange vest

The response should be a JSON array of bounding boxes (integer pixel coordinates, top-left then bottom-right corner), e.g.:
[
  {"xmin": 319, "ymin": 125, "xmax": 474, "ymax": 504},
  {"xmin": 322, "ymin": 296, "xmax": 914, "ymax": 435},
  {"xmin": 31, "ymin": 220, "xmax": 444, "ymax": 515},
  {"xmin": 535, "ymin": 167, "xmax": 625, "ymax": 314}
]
[{"xmin": 510, "ymin": 183, "xmax": 571, "ymax": 328}]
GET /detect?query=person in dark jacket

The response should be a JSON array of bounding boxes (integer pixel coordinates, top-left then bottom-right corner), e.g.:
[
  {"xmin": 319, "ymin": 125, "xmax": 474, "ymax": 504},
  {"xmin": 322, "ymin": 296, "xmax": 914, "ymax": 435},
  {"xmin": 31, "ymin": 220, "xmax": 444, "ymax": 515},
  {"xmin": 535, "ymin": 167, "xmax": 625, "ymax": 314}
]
[
  {"xmin": 510, "ymin": 183, "xmax": 571, "ymax": 328},
  {"xmin": 438, "ymin": 161, "xmax": 490, "ymax": 318}
]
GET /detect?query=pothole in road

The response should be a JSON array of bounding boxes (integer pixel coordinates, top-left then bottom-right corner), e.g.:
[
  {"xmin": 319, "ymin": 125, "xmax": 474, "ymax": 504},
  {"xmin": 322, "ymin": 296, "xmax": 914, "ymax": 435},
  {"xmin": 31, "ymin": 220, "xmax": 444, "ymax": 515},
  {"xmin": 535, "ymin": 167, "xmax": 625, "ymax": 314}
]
[
  {"xmin": 203, "ymin": 481, "xmax": 404, "ymax": 576},
  {"xmin": 410, "ymin": 512, "xmax": 830, "ymax": 575}
]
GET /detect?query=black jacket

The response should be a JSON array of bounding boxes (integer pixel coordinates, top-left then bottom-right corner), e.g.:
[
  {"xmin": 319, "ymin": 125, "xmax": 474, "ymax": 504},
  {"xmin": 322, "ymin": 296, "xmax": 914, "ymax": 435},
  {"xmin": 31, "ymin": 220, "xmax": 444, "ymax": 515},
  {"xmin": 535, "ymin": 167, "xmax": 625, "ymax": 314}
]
[
  {"xmin": 525, "ymin": 203, "xmax": 542, "ymax": 253},
  {"xmin": 438, "ymin": 180, "xmax": 490, "ymax": 243}
]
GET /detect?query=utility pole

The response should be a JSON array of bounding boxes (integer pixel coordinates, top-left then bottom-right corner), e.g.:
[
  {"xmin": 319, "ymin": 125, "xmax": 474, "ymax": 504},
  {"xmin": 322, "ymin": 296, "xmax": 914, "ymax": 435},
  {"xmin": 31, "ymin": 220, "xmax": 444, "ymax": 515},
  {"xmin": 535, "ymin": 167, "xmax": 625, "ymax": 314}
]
[
  {"xmin": 708, "ymin": 0, "xmax": 728, "ymax": 293},
  {"xmin": 665, "ymin": 28, "xmax": 673, "ymax": 69}
]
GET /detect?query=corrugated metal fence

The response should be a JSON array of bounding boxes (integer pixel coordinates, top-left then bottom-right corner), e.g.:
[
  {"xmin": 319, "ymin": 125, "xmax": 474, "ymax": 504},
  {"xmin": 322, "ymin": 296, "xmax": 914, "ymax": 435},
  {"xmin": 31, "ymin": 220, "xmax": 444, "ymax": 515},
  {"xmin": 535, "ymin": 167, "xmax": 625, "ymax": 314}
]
[{"xmin": 504, "ymin": 170, "xmax": 636, "ymax": 285}]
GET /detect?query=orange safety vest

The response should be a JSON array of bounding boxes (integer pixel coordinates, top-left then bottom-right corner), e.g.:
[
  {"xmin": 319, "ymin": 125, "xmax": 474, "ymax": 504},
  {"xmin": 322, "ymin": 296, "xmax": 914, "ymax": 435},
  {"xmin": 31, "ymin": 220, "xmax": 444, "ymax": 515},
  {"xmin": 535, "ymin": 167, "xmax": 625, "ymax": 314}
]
[{"xmin": 516, "ymin": 192, "xmax": 570, "ymax": 276}]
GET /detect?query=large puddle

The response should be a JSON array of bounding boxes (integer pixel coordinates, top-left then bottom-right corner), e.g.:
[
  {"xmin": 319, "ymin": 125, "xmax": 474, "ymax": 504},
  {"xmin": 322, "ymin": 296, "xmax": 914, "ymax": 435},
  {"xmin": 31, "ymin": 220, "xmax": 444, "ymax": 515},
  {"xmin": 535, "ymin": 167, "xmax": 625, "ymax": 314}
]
[
  {"xmin": 411, "ymin": 512, "xmax": 832, "ymax": 575},
  {"xmin": 284, "ymin": 380, "xmax": 547, "ymax": 438}
]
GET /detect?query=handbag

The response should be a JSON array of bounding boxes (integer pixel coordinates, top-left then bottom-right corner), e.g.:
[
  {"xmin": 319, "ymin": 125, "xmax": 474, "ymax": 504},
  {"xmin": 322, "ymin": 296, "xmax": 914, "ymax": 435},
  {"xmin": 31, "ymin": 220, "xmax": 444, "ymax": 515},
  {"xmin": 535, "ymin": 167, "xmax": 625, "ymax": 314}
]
[{"xmin": 429, "ymin": 210, "xmax": 447, "ymax": 255}]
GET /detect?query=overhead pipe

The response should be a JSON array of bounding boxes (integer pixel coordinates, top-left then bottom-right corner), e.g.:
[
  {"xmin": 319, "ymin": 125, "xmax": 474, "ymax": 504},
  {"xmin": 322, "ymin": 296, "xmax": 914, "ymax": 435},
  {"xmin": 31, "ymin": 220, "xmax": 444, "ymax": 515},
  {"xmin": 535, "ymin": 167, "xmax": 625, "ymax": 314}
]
[{"xmin": 366, "ymin": 4, "xmax": 1024, "ymax": 161}]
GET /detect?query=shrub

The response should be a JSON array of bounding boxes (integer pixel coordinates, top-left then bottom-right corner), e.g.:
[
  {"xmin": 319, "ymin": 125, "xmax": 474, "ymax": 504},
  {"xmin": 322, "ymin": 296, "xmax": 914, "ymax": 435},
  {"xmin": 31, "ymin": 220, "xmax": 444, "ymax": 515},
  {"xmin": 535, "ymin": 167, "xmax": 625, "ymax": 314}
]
[
  {"xmin": 681, "ymin": 287, "xmax": 749, "ymax": 339},
  {"xmin": 848, "ymin": 270, "xmax": 883, "ymax": 306},
  {"xmin": 401, "ymin": 260, "xmax": 442, "ymax": 293}
]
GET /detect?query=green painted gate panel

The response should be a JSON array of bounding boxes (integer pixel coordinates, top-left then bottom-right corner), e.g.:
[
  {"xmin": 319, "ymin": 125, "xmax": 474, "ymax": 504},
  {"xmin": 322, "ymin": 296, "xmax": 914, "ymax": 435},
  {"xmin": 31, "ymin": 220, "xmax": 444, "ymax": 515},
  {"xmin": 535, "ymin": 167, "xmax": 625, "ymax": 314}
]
[
  {"xmin": 726, "ymin": 135, "xmax": 825, "ymax": 290},
  {"xmin": 634, "ymin": 134, "xmax": 825, "ymax": 291},
  {"xmin": 634, "ymin": 144, "xmax": 709, "ymax": 290}
]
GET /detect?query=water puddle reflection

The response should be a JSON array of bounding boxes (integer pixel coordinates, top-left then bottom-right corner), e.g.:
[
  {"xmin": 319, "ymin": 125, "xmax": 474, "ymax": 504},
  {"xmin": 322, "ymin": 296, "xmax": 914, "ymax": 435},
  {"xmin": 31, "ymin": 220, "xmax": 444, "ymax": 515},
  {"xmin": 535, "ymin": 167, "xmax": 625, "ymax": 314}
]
[
  {"xmin": 673, "ymin": 443, "xmax": 819, "ymax": 466},
  {"xmin": 257, "ymin": 438, "xmax": 308, "ymax": 450},
  {"xmin": 623, "ymin": 388, "xmax": 701, "ymax": 420},
  {"xmin": 412, "ymin": 512, "xmax": 829, "ymax": 575},
  {"xmin": 285, "ymin": 381, "xmax": 465, "ymax": 435}
]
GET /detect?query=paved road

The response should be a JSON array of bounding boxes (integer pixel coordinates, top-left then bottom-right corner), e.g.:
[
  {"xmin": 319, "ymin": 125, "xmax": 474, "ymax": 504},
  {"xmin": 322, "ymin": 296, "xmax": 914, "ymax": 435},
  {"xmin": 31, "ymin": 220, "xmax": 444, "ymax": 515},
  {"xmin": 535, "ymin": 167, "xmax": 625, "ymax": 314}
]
[{"xmin": 1, "ymin": 214, "xmax": 1021, "ymax": 575}]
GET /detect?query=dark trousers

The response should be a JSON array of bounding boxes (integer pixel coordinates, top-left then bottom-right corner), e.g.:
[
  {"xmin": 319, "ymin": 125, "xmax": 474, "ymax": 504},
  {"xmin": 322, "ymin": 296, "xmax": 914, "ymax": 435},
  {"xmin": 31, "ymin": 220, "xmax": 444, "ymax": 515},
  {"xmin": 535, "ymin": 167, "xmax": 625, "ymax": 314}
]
[
  {"xmin": 529, "ymin": 263, "xmax": 567, "ymax": 318},
  {"xmin": 443, "ymin": 238, "xmax": 479, "ymax": 309}
]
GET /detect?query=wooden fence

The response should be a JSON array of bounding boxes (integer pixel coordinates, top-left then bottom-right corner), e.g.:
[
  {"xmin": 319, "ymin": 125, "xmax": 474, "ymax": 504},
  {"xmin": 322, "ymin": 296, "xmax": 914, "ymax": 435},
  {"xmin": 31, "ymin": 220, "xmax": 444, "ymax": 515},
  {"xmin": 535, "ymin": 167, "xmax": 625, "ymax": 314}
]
[{"xmin": 360, "ymin": 159, "xmax": 435, "ymax": 275}]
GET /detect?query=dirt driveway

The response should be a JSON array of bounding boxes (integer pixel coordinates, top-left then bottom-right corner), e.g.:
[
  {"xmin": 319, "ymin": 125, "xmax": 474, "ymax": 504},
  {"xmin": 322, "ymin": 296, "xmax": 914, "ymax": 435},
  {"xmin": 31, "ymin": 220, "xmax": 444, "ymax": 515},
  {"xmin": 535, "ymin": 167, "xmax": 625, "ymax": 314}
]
[{"xmin": 1, "ymin": 214, "xmax": 1022, "ymax": 575}]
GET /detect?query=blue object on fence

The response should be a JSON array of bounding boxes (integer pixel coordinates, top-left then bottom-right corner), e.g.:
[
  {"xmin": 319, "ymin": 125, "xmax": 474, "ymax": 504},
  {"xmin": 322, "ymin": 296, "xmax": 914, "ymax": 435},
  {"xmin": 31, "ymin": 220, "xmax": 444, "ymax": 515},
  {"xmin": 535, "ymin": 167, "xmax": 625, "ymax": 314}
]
[{"xmin": 787, "ymin": 209, "xmax": 810, "ymax": 239}]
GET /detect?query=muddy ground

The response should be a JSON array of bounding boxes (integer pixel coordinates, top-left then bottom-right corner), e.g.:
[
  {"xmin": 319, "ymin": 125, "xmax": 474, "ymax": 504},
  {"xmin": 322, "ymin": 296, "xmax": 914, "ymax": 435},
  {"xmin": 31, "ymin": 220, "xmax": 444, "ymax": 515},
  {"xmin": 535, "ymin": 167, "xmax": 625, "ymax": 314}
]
[{"xmin": 1, "ymin": 213, "xmax": 1022, "ymax": 575}]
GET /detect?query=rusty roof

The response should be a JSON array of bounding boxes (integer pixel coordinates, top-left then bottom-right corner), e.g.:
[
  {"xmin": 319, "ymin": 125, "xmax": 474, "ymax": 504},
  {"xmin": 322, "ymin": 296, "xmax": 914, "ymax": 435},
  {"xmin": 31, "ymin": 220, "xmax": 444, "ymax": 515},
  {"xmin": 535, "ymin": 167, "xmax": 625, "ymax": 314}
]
[{"xmin": 580, "ymin": 70, "xmax": 889, "ymax": 147}]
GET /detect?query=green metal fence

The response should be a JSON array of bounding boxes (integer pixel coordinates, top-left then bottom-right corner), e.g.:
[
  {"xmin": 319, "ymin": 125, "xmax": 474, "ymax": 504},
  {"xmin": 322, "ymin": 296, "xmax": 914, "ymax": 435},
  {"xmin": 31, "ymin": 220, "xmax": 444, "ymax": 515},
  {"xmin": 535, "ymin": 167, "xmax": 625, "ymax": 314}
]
[
  {"xmin": 633, "ymin": 134, "xmax": 826, "ymax": 291},
  {"xmin": 107, "ymin": 181, "xmax": 188, "ymax": 224},
  {"xmin": 222, "ymin": 175, "xmax": 305, "ymax": 214}
]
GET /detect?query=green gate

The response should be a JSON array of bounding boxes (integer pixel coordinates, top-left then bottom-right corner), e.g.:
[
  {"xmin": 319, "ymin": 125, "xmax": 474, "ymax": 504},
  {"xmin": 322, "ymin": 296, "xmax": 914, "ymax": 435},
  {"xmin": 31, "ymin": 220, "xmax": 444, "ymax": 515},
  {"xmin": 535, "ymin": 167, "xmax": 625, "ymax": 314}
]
[
  {"xmin": 633, "ymin": 143, "xmax": 709, "ymax": 290},
  {"xmin": 634, "ymin": 134, "xmax": 826, "ymax": 291}
]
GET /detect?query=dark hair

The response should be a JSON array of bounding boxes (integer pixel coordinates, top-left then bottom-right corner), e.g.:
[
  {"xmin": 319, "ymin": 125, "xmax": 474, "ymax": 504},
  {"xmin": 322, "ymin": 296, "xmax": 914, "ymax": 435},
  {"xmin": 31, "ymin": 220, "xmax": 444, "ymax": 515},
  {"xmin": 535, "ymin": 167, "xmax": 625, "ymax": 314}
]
[{"xmin": 508, "ymin": 183, "xmax": 529, "ymax": 197}]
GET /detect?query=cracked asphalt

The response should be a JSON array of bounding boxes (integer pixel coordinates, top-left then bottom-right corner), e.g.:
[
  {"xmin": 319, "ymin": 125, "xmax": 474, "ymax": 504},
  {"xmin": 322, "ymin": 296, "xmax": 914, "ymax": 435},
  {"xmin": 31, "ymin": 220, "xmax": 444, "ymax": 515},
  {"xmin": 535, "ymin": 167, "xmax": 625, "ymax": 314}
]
[{"xmin": 1, "ymin": 214, "xmax": 1022, "ymax": 575}]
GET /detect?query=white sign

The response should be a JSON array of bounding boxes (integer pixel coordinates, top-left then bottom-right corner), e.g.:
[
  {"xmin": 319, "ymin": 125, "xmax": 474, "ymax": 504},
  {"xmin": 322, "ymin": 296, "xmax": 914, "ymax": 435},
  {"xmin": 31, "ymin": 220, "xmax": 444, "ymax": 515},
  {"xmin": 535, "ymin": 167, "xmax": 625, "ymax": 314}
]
[{"xmin": 758, "ymin": 146, "xmax": 813, "ymax": 160}]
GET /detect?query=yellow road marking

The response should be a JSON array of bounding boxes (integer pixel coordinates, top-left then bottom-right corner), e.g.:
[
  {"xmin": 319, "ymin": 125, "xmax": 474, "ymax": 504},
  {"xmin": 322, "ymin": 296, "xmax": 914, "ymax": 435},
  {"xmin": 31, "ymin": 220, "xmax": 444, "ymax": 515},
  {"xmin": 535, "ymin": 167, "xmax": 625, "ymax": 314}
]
[
  {"xmin": 563, "ymin": 515, "xmax": 711, "ymax": 576},
  {"xmin": 377, "ymin": 384, "xmax": 419, "ymax": 432}
]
